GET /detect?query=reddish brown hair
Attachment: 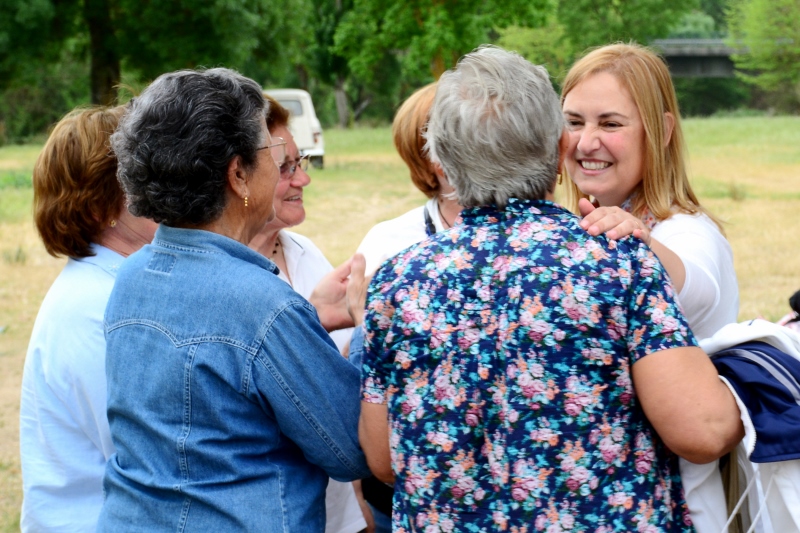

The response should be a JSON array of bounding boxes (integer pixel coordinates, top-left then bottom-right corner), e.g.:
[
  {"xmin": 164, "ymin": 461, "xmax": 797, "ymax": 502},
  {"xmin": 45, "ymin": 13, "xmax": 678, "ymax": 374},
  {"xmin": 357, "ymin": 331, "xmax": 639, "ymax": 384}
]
[
  {"xmin": 264, "ymin": 94, "xmax": 290, "ymax": 132},
  {"xmin": 393, "ymin": 83, "xmax": 438, "ymax": 197},
  {"xmin": 34, "ymin": 106, "xmax": 125, "ymax": 258}
]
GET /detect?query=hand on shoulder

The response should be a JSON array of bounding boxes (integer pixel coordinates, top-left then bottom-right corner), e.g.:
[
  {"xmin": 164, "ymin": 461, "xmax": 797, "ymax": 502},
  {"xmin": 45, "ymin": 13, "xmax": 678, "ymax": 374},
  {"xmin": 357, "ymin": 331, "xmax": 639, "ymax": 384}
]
[{"xmin": 578, "ymin": 198, "xmax": 652, "ymax": 245}]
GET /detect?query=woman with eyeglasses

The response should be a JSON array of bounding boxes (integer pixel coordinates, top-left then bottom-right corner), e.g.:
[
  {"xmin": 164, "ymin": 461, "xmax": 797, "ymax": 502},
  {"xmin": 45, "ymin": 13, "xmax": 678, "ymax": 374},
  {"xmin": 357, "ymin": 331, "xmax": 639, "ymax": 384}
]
[
  {"xmin": 97, "ymin": 68, "xmax": 370, "ymax": 531},
  {"xmin": 249, "ymin": 96, "xmax": 368, "ymax": 533}
]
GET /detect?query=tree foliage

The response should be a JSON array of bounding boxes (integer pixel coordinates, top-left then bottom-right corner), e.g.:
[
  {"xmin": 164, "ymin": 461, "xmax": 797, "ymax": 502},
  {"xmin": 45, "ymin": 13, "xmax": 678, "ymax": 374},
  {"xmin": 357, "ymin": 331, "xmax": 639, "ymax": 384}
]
[
  {"xmin": 115, "ymin": 0, "xmax": 289, "ymax": 80},
  {"xmin": 497, "ymin": 19, "xmax": 573, "ymax": 83},
  {"xmin": 557, "ymin": 0, "xmax": 699, "ymax": 55},
  {"xmin": 668, "ymin": 10, "xmax": 719, "ymax": 39},
  {"xmin": 498, "ymin": 0, "xmax": 701, "ymax": 84},
  {"xmin": 727, "ymin": 0, "xmax": 800, "ymax": 109},
  {"xmin": 2, "ymin": 0, "xmax": 792, "ymax": 142},
  {"xmin": 0, "ymin": 0, "xmax": 299, "ymax": 105},
  {"xmin": 333, "ymin": 0, "xmax": 549, "ymax": 82},
  {"xmin": 0, "ymin": 0, "xmax": 83, "ymax": 88}
]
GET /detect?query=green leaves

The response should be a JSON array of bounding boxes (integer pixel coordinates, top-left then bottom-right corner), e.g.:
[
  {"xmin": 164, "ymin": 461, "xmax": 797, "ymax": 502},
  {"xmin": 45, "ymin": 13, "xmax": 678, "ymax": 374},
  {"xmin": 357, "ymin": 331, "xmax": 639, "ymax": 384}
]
[
  {"xmin": 334, "ymin": 0, "xmax": 549, "ymax": 82},
  {"xmin": 728, "ymin": 0, "xmax": 800, "ymax": 109},
  {"xmin": 557, "ymin": 0, "xmax": 699, "ymax": 55}
]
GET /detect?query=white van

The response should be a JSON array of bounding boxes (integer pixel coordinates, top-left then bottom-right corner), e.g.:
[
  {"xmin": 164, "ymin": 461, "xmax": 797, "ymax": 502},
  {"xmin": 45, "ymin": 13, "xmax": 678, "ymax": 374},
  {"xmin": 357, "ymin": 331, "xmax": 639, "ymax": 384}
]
[{"xmin": 264, "ymin": 89, "xmax": 325, "ymax": 168}]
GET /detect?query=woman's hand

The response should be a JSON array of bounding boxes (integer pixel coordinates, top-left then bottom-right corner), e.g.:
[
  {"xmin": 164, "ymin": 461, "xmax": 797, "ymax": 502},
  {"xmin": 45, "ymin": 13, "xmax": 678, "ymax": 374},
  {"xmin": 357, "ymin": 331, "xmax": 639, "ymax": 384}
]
[
  {"xmin": 578, "ymin": 198, "xmax": 651, "ymax": 245},
  {"xmin": 309, "ymin": 254, "xmax": 370, "ymax": 331},
  {"xmin": 346, "ymin": 254, "xmax": 370, "ymax": 328},
  {"xmin": 309, "ymin": 257, "xmax": 354, "ymax": 332},
  {"xmin": 577, "ymin": 199, "xmax": 687, "ymax": 291}
]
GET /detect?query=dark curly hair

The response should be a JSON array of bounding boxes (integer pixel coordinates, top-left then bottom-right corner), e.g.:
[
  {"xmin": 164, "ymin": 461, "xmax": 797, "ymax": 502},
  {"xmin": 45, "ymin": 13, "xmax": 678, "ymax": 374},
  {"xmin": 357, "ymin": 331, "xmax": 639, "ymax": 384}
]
[{"xmin": 111, "ymin": 68, "xmax": 267, "ymax": 226}]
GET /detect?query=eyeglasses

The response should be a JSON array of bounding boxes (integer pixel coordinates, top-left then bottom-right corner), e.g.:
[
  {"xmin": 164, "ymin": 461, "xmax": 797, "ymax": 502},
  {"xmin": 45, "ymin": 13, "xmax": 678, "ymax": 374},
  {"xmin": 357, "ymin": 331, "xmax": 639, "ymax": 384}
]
[
  {"xmin": 256, "ymin": 136, "xmax": 287, "ymax": 167},
  {"xmin": 280, "ymin": 155, "xmax": 310, "ymax": 180}
]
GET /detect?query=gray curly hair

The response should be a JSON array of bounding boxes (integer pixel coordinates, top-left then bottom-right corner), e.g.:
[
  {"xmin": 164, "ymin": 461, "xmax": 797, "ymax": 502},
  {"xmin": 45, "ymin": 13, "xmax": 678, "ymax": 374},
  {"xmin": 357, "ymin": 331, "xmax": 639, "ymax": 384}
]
[
  {"xmin": 425, "ymin": 45, "xmax": 564, "ymax": 208},
  {"xmin": 111, "ymin": 67, "xmax": 267, "ymax": 226}
]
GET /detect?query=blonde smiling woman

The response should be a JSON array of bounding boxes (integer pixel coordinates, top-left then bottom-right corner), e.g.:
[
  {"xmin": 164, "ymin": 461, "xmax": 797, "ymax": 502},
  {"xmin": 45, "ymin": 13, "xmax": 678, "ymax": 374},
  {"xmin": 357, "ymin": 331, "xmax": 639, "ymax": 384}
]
[{"xmin": 561, "ymin": 42, "xmax": 740, "ymax": 533}]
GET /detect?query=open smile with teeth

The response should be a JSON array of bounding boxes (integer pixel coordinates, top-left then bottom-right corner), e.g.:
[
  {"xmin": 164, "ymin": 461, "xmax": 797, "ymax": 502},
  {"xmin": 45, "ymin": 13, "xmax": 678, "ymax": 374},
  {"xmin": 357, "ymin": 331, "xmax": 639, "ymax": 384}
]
[
  {"xmin": 285, "ymin": 194, "xmax": 302, "ymax": 202},
  {"xmin": 580, "ymin": 160, "xmax": 611, "ymax": 171}
]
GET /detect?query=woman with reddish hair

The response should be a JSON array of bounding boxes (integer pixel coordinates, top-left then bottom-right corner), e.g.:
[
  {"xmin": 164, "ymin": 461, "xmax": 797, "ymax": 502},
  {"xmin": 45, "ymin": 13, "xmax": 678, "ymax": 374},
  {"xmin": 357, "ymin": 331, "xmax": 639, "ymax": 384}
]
[
  {"xmin": 356, "ymin": 83, "xmax": 462, "ymax": 275},
  {"xmin": 20, "ymin": 107, "xmax": 157, "ymax": 532}
]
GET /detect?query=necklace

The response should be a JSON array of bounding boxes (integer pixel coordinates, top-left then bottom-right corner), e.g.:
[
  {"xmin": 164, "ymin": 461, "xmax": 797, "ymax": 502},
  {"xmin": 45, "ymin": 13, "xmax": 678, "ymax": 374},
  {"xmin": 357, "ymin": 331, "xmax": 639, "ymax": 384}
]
[
  {"xmin": 272, "ymin": 239, "xmax": 281, "ymax": 257},
  {"xmin": 438, "ymin": 199, "xmax": 452, "ymax": 228}
]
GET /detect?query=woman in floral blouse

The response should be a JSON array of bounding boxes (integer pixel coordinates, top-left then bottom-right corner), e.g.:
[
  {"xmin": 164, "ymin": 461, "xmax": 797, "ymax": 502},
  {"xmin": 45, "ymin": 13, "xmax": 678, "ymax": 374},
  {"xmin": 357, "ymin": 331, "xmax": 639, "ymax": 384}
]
[{"xmin": 354, "ymin": 46, "xmax": 743, "ymax": 532}]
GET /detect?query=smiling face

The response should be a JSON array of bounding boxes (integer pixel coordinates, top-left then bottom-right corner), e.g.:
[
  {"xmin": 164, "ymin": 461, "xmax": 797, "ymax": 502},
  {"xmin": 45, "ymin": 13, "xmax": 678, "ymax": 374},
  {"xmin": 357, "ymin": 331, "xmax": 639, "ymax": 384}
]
[
  {"xmin": 247, "ymin": 123, "xmax": 281, "ymax": 229},
  {"xmin": 267, "ymin": 125, "xmax": 310, "ymax": 231},
  {"xmin": 562, "ymin": 71, "xmax": 646, "ymax": 207}
]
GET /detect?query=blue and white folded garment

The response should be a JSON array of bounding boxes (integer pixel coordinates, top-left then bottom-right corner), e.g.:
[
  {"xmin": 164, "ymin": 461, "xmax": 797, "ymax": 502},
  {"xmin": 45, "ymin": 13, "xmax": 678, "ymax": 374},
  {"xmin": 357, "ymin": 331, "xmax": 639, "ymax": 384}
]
[
  {"xmin": 711, "ymin": 340, "xmax": 800, "ymax": 463},
  {"xmin": 700, "ymin": 319, "xmax": 800, "ymax": 533}
]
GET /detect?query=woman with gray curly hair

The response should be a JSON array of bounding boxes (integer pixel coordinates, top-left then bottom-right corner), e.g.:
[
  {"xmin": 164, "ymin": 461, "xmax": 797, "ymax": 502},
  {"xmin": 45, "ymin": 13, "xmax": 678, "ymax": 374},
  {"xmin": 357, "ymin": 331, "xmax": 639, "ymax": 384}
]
[
  {"xmin": 354, "ymin": 46, "xmax": 743, "ymax": 531},
  {"xmin": 97, "ymin": 67, "xmax": 370, "ymax": 531}
]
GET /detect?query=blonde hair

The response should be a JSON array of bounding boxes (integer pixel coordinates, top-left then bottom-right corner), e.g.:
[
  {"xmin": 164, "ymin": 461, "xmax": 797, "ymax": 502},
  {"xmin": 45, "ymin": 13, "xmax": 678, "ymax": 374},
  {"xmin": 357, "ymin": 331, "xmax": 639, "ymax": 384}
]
[
  {"xmin": 561, "ymin": 43, "xmax": 721, "ymax": 230},
  {"xmin": 392, "ymin": 83, "xmax": 438, "ymax": 198}
]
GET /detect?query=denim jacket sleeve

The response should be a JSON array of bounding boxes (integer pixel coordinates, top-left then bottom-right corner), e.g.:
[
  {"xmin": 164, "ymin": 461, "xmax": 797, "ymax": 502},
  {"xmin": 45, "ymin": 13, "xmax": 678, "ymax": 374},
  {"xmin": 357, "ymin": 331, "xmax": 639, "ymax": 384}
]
[
  {"xmin": 250, "ymin": 300, "xmax": 371, "ymax": 482},
  {"xmin": 346, "ymin": 325, "xmax": 366, "ymax": 373}
]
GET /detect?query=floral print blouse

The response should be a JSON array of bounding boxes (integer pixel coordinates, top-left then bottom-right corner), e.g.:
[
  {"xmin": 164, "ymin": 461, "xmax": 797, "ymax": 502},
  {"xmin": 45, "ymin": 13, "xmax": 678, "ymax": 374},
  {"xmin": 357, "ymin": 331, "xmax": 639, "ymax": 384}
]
[{"xmin": 361, "ymin": 199, "xmax": 696, "ymax": 532}]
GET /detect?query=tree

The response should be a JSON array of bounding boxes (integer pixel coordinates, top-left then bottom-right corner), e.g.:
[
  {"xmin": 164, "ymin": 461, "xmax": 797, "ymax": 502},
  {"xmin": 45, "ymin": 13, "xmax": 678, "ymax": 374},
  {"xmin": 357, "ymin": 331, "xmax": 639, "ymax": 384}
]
[
  {"xmin": 114, "ymin": 0, "xmax": 290, "ymax": 81},
  {"xmin": 498, "ymin": 0, "xmax": 702, "ymax": 86},
  {"xmin": 0, "ymin": 0, "xmax": 83, "ymax": 91},
  {"xmin": 0, "ymin": 0, "xmax": 299, "ymax": 106},
  {"xmin": 727, "ymin": 0, "xmax": 800, "ymax": 110},
  {"xmin": 333, "ymin": 0, "xmax": 550, "ymax": 84},
  {"xmin": 307, "ymin": 0, "xmax": 356, "ymax": 127},
  {"xmin": 556, "ymin": 0, "xmax": 698, "ymax": 56},
  {"xmin": 497, "ymin": 16, "xmax": 574, "ymax": 85},
  {"xmin": 664, "ymin": 4, "xmax": 752, "ymax": 117},
  {"xmin": 699, "ymin": 0, "xmax": 730, "ymax": 31}
]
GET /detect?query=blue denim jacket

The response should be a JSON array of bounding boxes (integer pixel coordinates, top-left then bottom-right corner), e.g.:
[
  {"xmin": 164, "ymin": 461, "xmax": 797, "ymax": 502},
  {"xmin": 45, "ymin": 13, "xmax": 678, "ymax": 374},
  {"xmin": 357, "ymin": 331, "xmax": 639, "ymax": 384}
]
[{"xmin": 98, "ymin": 226, "xmax": 370, "ymax": 532}]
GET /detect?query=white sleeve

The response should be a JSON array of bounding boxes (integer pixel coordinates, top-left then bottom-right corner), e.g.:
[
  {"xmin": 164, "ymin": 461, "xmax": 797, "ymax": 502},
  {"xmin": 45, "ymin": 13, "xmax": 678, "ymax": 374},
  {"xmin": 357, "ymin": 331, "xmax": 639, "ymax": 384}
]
[
  {"xmin": 355, "ymin": 206, "xmax": 429, "ymax": 276},
  {"xmin": 651, "ymin": 213, "xmax": 739, "ymax": 340}
]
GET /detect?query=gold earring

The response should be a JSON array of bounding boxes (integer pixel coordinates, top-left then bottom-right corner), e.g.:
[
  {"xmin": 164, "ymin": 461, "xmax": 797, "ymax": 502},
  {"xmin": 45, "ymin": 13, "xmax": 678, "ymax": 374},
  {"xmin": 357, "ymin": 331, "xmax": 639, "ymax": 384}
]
[
  {"xmin": 109, "ymin": 220, "xmax": 117, "ymax": 227},
  {"xmin": 244, "ymin": 196, "xmax": 249, "ymax": 208},
  {"xmin": 557, "ymin": 173, "xmax": 563, "ymax": 185}
]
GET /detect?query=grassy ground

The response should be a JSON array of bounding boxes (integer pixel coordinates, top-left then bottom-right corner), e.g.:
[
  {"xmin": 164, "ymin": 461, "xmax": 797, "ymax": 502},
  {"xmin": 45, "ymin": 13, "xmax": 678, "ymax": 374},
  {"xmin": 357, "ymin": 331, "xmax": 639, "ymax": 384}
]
[{"xmin": 1, "ymin": 116, "xmax": 799, "ymax": 528}]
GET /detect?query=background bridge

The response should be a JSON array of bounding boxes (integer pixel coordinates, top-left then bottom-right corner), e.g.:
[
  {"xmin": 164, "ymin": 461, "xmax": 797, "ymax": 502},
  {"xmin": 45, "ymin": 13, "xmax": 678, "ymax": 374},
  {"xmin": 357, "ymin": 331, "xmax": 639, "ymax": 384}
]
[{"xmin": 652, "ymin": 38, "xmax": 743, "ymax": 78}]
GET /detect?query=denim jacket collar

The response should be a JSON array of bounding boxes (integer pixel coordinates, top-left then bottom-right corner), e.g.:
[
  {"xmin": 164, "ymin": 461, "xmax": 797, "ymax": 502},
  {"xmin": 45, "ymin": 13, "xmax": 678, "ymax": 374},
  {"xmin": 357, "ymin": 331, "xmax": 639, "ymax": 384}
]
[{"xmin": 154, "ymin": 225, "xmax": 279, "ymax": 275}]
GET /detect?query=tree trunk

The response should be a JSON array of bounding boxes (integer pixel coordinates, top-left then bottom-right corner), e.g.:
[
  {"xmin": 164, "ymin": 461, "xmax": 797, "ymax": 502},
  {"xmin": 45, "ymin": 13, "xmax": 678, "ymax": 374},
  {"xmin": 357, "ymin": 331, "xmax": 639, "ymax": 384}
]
[
  {"xmin": 334, "ymin": 75, "xmax": 350, "ymax": 128},
  {"xmin": 352, "ymin": 96, "xmax": 372, "ymax": 121},
  {"xmin": 295, "ymin": 64, "xmax": 309, "ymax": 91},
  {"xmin": 84, "ymin": 0, "xmax": 120, "ymax": 105},
  {"xmin": 431, "ymin": 51, "xmax": 446, "ymax": 79}
]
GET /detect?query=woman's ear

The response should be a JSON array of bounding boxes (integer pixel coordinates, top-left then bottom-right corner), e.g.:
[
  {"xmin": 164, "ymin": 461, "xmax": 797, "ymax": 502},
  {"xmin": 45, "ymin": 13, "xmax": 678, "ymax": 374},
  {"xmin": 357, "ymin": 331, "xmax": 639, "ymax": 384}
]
[
  {"xmin": 226, "ymin": 155, "xmax": 249, "ymax": 199},
  {"xmin": 432, "ymin": 162, "xmax": 446, "ymax": 179},
  {"xmin": 663, "ymin": 112, "xmax": 675, "ymax": 148},
  {"xmin": 433, "ymin": 161, "xmax": 452, "ymax": 187}
]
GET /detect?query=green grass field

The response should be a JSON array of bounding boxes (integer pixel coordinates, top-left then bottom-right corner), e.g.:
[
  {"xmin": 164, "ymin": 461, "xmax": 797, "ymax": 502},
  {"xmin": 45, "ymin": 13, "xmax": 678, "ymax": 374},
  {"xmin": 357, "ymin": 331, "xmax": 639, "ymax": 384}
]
[{"xmin": 1, "ymin": 116, "xmax": 799, "ymax": 529}]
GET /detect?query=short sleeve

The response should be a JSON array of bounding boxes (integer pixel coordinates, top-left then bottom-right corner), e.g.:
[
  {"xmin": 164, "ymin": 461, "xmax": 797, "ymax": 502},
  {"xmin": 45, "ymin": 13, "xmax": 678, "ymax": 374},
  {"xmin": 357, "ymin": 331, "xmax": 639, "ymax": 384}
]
[
  {"xmin": 360, "ymin": 270, "xmax": 398, "ymax": 405},
  {"xmin": 650, "ymin": 213, "xmax": 739, "ymax": 340},
  {"xmin": 625, "ymin": 242, "xmax": 698, "ymax": 362}
]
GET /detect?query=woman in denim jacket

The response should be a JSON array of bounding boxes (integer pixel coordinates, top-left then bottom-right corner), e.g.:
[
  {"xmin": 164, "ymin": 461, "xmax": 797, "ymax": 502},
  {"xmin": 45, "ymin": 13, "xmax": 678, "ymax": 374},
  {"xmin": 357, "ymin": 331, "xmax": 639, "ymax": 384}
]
[{"xmin": 97, "ymin": 68, "xmax": 370, "ymax": 532}]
